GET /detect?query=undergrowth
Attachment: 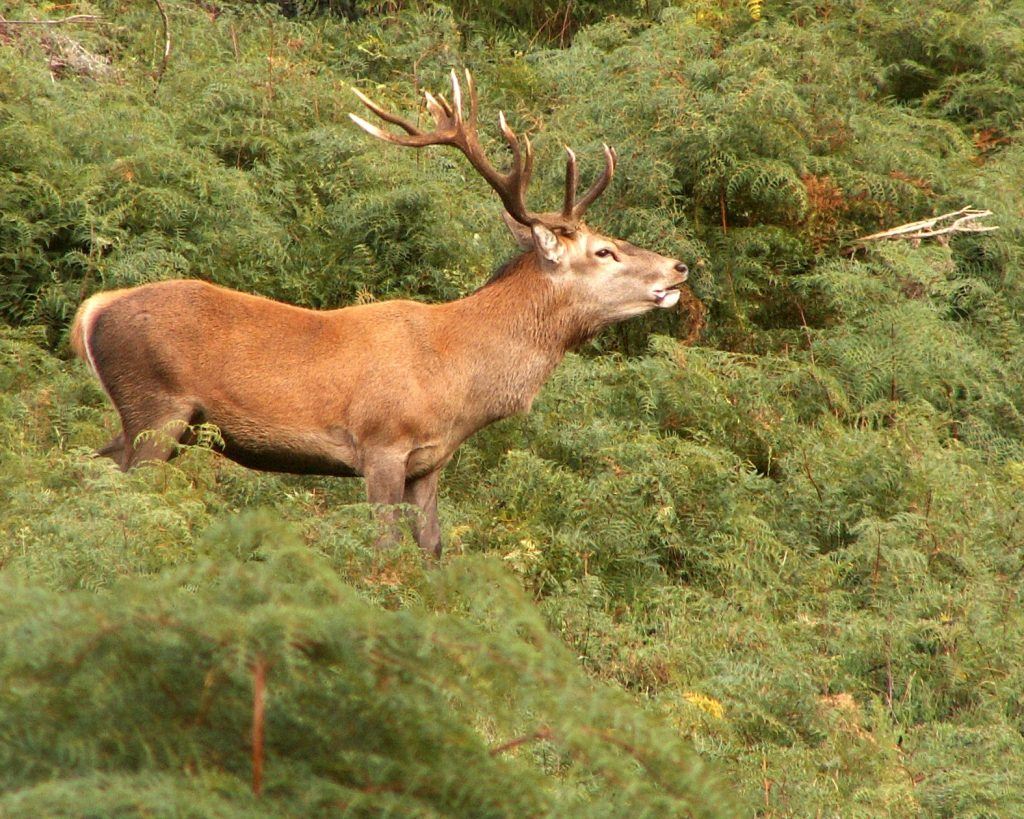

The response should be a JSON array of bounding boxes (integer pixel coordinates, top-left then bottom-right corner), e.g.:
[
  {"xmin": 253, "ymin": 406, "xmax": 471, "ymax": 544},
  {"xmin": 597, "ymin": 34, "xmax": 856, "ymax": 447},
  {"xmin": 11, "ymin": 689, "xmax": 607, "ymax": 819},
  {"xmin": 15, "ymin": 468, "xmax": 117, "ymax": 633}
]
[{"xmin": 3, "ymin": 0, "xmax": 1024, "ymax": 814}]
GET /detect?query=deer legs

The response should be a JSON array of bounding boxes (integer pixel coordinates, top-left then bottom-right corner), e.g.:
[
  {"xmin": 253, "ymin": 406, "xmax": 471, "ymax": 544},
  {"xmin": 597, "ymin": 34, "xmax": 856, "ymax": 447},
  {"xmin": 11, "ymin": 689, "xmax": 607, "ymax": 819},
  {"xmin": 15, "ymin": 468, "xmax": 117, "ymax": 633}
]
[
  {"xmin": 364, "ymin": 457, "xmax": 443, "ymax": 557},
  {"xmin": 404, "ymin": 469, "xmax": 442, "ymax": 558},
  {"xmin": 99, "ymin": 399, "xmax": 195, "ymax": 470}
]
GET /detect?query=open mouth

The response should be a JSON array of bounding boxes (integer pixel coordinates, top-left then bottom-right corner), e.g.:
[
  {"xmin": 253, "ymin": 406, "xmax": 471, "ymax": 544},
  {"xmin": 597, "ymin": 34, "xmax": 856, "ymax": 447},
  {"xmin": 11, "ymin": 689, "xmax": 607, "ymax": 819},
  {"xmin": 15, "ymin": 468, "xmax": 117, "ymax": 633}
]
[{"xmin": 653, "ymin": 282, "xmax": 685, "ymax": 309}]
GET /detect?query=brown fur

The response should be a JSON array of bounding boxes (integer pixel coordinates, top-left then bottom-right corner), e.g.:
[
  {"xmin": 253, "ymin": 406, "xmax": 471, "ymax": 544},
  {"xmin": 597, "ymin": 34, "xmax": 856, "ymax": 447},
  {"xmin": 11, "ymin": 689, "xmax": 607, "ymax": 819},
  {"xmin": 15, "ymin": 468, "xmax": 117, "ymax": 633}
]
[{"xmin": 72, "ymin": 223, "xmax": 687, "ymax": 556}]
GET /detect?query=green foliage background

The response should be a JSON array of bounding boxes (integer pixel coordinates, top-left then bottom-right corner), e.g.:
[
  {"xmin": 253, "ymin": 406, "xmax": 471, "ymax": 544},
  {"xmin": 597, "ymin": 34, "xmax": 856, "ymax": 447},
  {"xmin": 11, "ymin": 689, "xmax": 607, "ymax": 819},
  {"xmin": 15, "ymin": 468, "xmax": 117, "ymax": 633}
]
[{"xmin": 3, "ymin": 0, "xmax": 1024, "ymax": 814}]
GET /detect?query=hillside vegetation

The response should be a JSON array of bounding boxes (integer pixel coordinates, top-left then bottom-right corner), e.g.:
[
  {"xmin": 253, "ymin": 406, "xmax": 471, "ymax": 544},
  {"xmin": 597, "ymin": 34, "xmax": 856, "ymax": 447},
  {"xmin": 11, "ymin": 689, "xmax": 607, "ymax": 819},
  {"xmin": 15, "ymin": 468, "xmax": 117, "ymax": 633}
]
[{"xmin": 2, "ymin": 0, "xmax": 1024, "ymax": 814}]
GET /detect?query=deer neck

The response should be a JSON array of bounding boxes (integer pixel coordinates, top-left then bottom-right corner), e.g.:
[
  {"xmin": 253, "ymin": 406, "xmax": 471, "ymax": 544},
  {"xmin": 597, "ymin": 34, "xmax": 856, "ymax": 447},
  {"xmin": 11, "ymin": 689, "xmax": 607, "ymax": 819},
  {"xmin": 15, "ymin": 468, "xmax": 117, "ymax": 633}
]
[{"xmin": 448, "ymin": 255, "xmax": 599, "ymax": 421}]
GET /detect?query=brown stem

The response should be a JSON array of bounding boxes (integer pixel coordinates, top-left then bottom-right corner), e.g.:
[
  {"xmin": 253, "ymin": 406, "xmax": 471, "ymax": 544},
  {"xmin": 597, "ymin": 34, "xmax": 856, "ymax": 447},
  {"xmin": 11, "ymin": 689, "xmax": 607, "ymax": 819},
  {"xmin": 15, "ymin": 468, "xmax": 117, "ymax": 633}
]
[
  {"xmin": 558, "ymin": 1, "xmax": 574, "ymax": 47},
  {"xmin": 801, "ymin": 451, "xmax": 824, "ymax": 504},
  {"xmin": 489, "ymin": 726, "xmax": 553, "ymax": 756},
  {"xmin": 796, "ymin": 300, "xmax": 837, "ymax": 416},
  {"xmin": 871, "ymin": 530, "xmax": 883, "ymax": 586},
  {"xmin": 251, "ymin": 656, "xmax": 268, "ymax": 797},
  {"xmin": 884, "ymin": 637, "xmax": 895, "ymax": 715},
  {"xmin": 152, "ymin": 0, "xmax": 171, "ymax": 86},
  {"xmin": 762, "ymin": 751, "xmax": 772, "ymax": 810},
  {"xmin": 191, "ymin": 667, "xmax": 223, "ymax": 727},
  {"xmin": 889, "ymin": 323, "xmax": 898, "ymax": 404}
]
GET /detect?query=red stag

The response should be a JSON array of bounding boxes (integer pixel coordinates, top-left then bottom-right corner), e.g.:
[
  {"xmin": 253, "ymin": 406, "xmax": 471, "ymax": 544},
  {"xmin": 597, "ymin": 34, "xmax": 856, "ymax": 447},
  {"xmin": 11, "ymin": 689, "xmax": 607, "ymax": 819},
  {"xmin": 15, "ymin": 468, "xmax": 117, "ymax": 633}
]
[{"xmin": 70, "ymin": 71, "xmax": 689, "ymax": 556}]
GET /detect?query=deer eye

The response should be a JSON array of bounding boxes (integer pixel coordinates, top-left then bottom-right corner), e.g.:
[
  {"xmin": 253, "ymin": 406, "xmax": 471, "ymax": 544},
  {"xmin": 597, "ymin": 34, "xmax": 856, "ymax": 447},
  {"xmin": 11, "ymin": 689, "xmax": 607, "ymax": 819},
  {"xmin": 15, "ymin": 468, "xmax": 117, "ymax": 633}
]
[{"xmin": 595, "ymin": 248, "xmax": 618, "ymax": 261}]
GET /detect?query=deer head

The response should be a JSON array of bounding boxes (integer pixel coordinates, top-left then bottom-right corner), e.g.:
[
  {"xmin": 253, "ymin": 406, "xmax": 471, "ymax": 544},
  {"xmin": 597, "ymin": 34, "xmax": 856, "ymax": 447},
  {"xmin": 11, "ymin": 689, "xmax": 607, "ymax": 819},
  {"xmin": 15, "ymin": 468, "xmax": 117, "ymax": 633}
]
[{"xmin": 350, "ymin": 70, "xmax": 688, "ymax": 328}]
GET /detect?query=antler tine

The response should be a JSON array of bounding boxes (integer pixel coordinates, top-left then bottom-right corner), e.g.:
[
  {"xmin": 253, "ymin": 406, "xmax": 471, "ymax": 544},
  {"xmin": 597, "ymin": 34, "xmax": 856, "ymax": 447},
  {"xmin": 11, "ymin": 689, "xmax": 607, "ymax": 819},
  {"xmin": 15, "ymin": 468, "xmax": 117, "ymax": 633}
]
[
  {"xmin": 497, "ymin": 112, "xmax": 523, "ymax": 178},
  {"xmin": 449, "ymin": 69, "xmax": 464, "ymax": 124},
  {"xmin": 463, "ymin": 69, "xmax": 478, "ymax": 127},
  {"xmin": 348, "ymin": 112, "xmax": 425, "ymax": 146},
  {"xmin": 522, "ymin": 134, "xmax": 534, "ymax": 190},
  {"xmin": 422, "ymin": 91, "xmax": 452, "ymax": 128},
  {"xmin": 350, "ymin": 87, "xmax": 424, "ymax": 137},
  {"xmin": 489, "ymin": 109, "xmax": 534, "ymax": 225},
  {"xmin": 350, "ymin": 70, "xmax": 539, "ymax": 226},
  {"xmin": 562, "ymin": 147, "xmax": 578, "ymax": 219},
  {"xmin": 434, "ymin": 93, "xmax": 454, "ymax": 119},
  {"xmin": 571, "ymin": 144, "xmax": 617, "ymax": 220}
]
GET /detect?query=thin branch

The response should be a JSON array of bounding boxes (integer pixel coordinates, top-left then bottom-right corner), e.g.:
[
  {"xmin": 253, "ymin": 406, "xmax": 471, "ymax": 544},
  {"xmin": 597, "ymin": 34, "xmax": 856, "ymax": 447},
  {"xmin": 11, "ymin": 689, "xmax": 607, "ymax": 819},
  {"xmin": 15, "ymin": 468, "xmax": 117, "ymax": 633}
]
[
  {"xmin": 801, "ymin": 451, "xmax": 825, "ymax": 504},
  {"xmin": 852, "ymin": 206, "xmax": 998, "ymax": 248},
  {"xmin": 489, "ymin": 726, "xmax": 554, "ymax": 756},
  {"xmin": 152, "ymin": 0, "xmax": 171, "ymax": 86},
  {"xmin": 0, "ymin": 15, "xmax": 102, "ymax": 27},
  {"xmin": 578, "ymin": 725, "xmax": 671, "ymax": 783},
  {"xmin": 795, "ymin": 300, "xmax": 838, "ymax": 416},
  {"xmin": 251, "ymin": 657, "xmax": 268, "ymax": 797},
  {"xmin": 762, "ymin": 752, "xmax": 773, "ymax": 811}
]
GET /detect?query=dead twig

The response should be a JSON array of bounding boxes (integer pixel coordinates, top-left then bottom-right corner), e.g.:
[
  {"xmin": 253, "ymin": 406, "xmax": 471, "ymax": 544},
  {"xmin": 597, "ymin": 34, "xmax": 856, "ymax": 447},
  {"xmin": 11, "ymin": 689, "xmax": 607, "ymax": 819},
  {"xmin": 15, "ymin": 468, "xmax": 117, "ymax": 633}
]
[
  {"xmin": 152, "ymin": 0, "xmax": 171, "ymax": 85},
  {"xmin": 849, "ymin": 207, "xmax": 997, "ymax": 252},
  {"xmin": 0, "ymin": 14, "xmax": 113, "ymax": 81},
  {"xmin": 45, "ymin": 31, "xmax": 115, "ymax": 81},
  {"xmin": 0, "ymin": 15, "xmax": 102, "ymax": 27},
  {"xmin": 489, "ymin": 726, "xmax": 554, "ymax": 756},
  {"xmin": 251, "ymin": 656, "xmax": 268, "ymax": 797}
]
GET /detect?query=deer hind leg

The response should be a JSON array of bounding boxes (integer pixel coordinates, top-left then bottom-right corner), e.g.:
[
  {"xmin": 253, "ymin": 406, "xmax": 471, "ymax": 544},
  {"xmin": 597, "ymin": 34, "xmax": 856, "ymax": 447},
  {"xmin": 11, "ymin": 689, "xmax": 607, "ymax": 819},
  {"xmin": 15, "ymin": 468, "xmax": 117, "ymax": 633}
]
[
  {"xmin": 114, "ymin": 399, "xmax": 197, "ymax": 471},
  {"xmin": 403, "ymin": 468, "xmax": 442, "ymax": 558},
  {"xmin": 96, "ymin": 432, "xmax": 127, "ymax": 465}
]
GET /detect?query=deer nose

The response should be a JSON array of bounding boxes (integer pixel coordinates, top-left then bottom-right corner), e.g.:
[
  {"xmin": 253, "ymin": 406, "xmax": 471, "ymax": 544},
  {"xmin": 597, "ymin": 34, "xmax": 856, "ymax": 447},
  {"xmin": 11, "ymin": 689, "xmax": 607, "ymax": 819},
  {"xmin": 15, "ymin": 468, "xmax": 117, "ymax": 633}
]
[{"xmin": 674, "ymin": 261, "xmax": 689, "ymax": 279}]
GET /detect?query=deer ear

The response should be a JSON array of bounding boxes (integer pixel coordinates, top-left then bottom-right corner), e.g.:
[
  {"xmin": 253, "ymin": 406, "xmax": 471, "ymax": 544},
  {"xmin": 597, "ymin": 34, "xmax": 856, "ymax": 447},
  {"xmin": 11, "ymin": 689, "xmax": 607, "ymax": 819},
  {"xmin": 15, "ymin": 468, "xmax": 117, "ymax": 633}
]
[
  {"xmin": 502, "ymin": 210, "xmax": 534, "ymax": 249},
  {"xmin": 502, "ymin": 212, "xmax": 565, "ymax": 265},
  {"xmin": 530, "ymin": 224, "xmax": 565, "ymax": 265}
]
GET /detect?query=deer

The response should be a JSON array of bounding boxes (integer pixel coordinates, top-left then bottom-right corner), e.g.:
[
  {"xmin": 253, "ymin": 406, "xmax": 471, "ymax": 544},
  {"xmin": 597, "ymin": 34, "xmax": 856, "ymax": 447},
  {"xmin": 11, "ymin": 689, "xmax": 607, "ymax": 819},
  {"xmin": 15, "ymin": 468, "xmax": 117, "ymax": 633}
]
[{"xmin": 69, "ymin": 71, "xmax": 689, "ymax": 557}]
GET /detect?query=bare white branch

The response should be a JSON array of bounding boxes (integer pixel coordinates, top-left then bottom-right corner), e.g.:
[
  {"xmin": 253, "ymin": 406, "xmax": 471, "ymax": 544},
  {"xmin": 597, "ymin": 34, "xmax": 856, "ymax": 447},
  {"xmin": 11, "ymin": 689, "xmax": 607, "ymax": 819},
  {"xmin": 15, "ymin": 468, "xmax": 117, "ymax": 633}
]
[
  {"xmin": 0, "ymin": 14, "xmax": 102, "ymax": 26},
  {"xmin": 855, "ymin": 207, "xmax": 998, "ymax": 245}
]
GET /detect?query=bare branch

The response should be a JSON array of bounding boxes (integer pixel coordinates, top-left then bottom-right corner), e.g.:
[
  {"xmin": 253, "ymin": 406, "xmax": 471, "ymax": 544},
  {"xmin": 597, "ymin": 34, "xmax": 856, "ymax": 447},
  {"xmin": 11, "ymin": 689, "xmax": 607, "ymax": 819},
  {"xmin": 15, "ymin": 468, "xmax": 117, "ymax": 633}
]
[
  {"xmin": 251, "ymin": 656, "xmax": 268, "ymax": 797},
  {"xmin": 44, "ymin": 31, "xmax": 116, "ymax": 81},
  {"xmin": 489, "ymin": 726, "xmax": 554, "ymax": 756},
  {"xmin": 854, "ymin": 207, "xmax": 998, "ymax": 246},
  {"xmin": 0, "ymin": 15, "xmax": 102, "ymax": 27},
  {"xmin": 152, "ymin": 0, "xmax": 171, "ymax": 86}
]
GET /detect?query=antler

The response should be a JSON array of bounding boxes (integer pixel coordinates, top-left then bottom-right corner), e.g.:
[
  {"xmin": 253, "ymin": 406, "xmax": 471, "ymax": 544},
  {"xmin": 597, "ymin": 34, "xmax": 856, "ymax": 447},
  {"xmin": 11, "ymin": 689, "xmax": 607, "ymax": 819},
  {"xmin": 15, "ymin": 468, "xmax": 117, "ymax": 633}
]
[
  {"xmin": 351, "ymin": 70, "xmax": 615, "ymax": 231},
  {"xmin": 351, "ymin": 70, "xmax": 536, "ymax": 227},
  {"xmin": 561, "ymin": 144, "xmax": 616, "ymax": 223}
]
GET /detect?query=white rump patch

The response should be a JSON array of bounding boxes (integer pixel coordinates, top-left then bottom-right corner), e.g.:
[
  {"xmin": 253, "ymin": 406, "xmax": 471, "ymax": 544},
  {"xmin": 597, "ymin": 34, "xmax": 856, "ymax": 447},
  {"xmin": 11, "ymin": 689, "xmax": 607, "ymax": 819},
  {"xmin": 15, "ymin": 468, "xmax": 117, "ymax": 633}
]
[{"xmin": 78, "ymin": 296, "xmax": 104, "ymax": 378}]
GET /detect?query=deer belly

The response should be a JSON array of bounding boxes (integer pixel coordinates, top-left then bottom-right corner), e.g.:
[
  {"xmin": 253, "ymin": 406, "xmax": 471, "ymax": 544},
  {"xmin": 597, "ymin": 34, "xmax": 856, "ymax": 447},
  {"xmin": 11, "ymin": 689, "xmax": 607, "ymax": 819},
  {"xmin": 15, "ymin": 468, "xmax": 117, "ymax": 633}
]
[{"xmin": 217, "ymin": 425, "xmax": 360, "ymax": 478}]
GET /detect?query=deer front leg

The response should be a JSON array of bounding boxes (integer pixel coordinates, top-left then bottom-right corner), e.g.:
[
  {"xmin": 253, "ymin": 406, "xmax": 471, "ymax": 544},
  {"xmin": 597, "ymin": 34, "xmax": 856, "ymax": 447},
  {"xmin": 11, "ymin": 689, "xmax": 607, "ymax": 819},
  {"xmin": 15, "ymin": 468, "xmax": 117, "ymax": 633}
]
[
  {"xmin": 403, "ymin": 468, "xmax": 442, "ymax": 558},
  {"xmin": 363, "ymin": 454, "xmax": 407, "ymax": 549}
]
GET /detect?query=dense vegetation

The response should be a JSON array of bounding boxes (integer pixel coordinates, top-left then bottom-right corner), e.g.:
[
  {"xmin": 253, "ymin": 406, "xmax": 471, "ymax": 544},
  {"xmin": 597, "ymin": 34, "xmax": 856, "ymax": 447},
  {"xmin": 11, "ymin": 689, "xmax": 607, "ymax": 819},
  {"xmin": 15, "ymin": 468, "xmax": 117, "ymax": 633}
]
[{"xmin": 3, "ymin": 0, "xmax": 1024, "ymax": 814}]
